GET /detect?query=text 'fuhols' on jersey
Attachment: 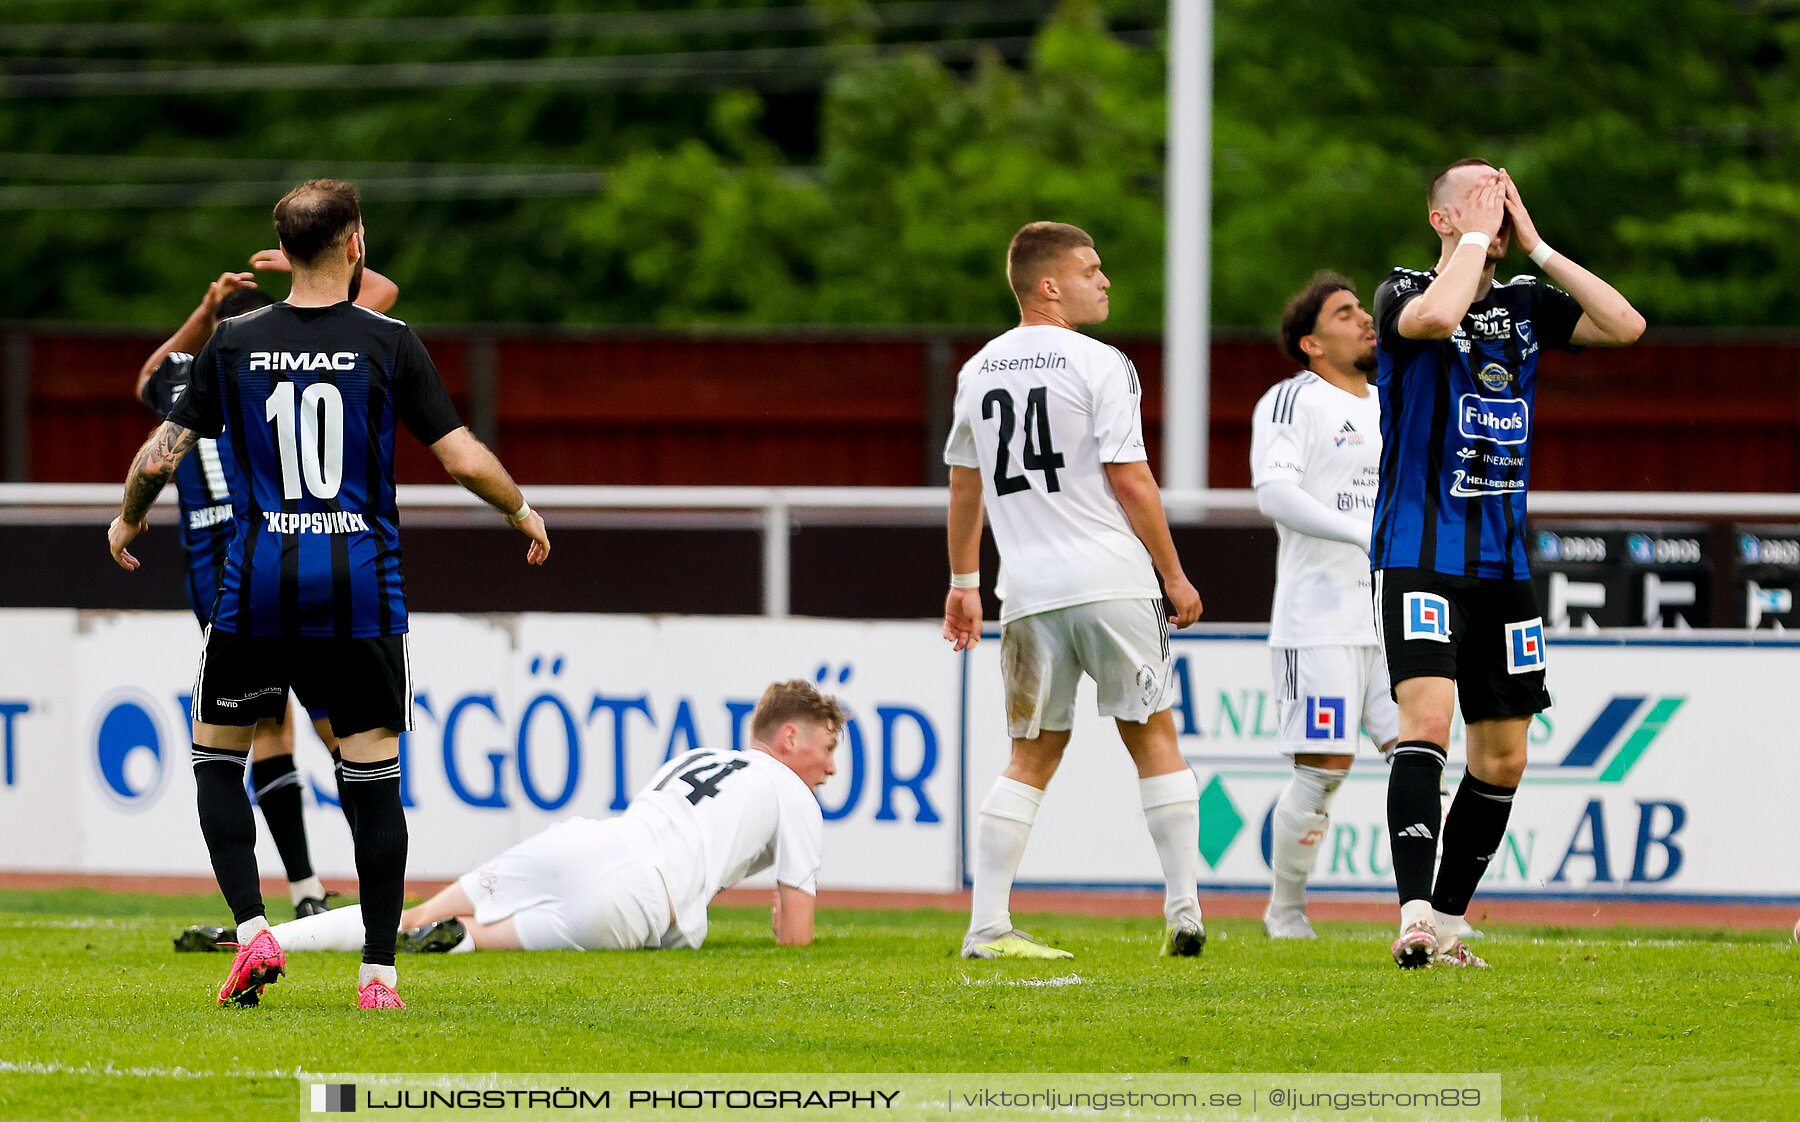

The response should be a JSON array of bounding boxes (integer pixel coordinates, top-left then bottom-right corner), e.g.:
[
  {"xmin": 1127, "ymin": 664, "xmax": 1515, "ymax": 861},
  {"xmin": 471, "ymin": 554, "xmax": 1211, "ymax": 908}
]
[
  {"xmin": 166, "ymin": 302, "xmax": 463, "ymax": 638},
  {"xmin": 942, "ymin": 325, "xmax": 1160, "ymax": 623},
  {"xmin": 1371, "ymin": 269, "xmax": 1583, "ymax": 579},
  {"xmin": 140, "ymin": 353, "xmax": 236, "ymax": 625},
  {"xmin": 1250, "ymin": 371, "xmax": 1381, "ymax": 647}
]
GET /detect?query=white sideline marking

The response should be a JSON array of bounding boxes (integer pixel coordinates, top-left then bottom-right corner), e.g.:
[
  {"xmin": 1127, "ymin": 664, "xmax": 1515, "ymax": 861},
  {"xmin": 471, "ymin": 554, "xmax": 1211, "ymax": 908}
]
[
  {"xmin": 0, "ymin": 1059, "xmax": 306, "ymax": 1080},
  {"xmin": 959, "ymin": 972, "xmax": 1084, "ymax": 987},
  {"xmin": 0, "ymin": 918, "xmax": 138, "ymax": 929},
  {"xmin": 1519, "ymin": 937, "xmax": 1773, "ymax": 949}
]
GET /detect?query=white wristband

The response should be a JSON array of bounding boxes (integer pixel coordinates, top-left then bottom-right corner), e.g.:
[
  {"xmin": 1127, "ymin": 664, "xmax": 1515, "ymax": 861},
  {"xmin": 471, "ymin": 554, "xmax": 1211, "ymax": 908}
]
[
  {"xmin": 949, "ymin": 571, "xmax": 980, "ymax": 590},
  {"xmin": 1458, "ymin": 231, "xmax": 1492, "ymax": 251},
  {"xmin": 507, "ymin": 500, "xmax": 532, "ymax": 522},
  {"xmin": 1529, "ymin": 241, "xmax": 1557, "ymax": 267}
]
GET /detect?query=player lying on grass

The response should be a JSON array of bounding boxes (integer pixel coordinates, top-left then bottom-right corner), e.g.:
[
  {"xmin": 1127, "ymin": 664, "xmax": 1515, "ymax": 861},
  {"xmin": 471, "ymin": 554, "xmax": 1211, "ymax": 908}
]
[{"xmin": 178, "ymin": 679, "xmax": 841, "ymax": 955}]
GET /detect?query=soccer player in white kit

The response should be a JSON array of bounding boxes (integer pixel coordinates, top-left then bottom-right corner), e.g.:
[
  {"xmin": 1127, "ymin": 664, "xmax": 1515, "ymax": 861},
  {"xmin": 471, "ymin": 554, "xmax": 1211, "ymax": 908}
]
[
  {"xmin": 1252, "ymin": 273, "xmax": 1399, "ymax": 939},
  {"xmin": 943, "ymin": 222, "xmax": 1206, "ymax": 960},
  {"xmin": 191, "ymin": 680, "xmax": 842, "ymax": 955}
]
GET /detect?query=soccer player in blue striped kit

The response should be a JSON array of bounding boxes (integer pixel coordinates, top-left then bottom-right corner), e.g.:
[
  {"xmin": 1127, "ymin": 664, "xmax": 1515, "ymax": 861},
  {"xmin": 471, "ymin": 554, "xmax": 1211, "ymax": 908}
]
[
  {"xmin": 1371, "ymin": 160, "xmax": 1644, "ymax": 967},
  {"xmin": 135, "ymin": 255, "xmax": 399, "ymax": 921},
  {"xmin": 109, "ymin": 179, "xmax": 550, "ymax": 1009}
]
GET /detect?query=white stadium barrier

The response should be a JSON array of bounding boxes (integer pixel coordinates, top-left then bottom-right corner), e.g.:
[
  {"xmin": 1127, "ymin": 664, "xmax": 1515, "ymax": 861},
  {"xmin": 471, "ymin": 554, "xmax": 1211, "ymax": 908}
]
[
  {"xmin": 12, "ymin": 483, "xmax": 1800, "ymax": 617},
  {"xmin": 3, "ymin": 608, "xmax": 1798, "ymax": 903}
]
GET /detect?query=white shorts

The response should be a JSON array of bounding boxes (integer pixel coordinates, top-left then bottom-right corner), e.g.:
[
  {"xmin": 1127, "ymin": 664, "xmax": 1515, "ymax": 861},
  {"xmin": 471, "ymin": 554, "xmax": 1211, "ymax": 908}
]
[
  {"xmin": 1271, "ymin": 645, "xmax": 1399, "ymax": 757},
  {"xmin": 457, "ymin": 816, "xmax": 672, "ymax": 952},
  {"xmin": 1000, "ymin": 598, "xmax": 1173, "ymax": 739}
]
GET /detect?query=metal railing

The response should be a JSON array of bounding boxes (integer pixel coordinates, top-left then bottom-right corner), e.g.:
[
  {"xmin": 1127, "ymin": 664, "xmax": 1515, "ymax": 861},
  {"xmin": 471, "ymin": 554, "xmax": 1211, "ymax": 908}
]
[{"xmin": 7, "ymin": 483, "xmax": 1800, "ymax": 616}]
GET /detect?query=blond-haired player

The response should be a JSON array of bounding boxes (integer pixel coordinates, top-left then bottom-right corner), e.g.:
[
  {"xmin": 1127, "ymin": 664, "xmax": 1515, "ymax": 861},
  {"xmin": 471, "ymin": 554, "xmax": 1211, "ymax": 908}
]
[
  {"xmin": 178, "ymin": 680, "xmax": 842, "ymax": 955},
  {"xmin": 943, "ymin": 221, "xmax": 1205, "ymax": 960}
]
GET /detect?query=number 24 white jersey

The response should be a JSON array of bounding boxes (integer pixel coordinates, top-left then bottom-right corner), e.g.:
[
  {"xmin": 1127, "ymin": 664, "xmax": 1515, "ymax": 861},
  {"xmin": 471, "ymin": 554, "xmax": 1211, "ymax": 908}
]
[{"xmin": 943, "ymin": 325, "xmax": 1161, "ymax": 624}]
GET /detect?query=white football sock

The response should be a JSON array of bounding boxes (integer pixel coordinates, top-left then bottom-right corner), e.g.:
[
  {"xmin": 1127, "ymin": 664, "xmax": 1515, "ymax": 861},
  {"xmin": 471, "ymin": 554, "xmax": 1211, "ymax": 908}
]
[
  {"xmin": 236, "ymin": 915, "xmax": 271, "ymax": 943},
  {"xmin": 447, "ymin": 930, "xmax": 475, "ymax": 954},
  {"xmin": 1400, "ymin": 898, "xmax": 1436, "ymax": 932},
  {"xmin": 1268, "ymin": 764, "xmax": 1347, "ymax": 912},
  {"xmin": 358, "ymin": 963, "xmax": 397, "ymax": 989},
  {"xmin": 288, "ymin": 876, "xmax": 326, "ymax": 906},
  {"xmin": 268, "ymin": 904, "xmax": 366, "ymax": 952},
  {"xmin": 1140, "ymin": 768, "xmax": 1203, "ymax": 928},
  {"xmin": 967, "ymin": 777, "xmax": 1043, "ymax": 939}
]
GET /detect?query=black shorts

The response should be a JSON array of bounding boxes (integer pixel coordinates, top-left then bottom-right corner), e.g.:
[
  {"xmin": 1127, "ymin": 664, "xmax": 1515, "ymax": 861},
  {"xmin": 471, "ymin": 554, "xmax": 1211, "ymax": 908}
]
[
  {"xmin": 1375, "ymin": 567, "xmax": 1549, "ymax": 723},
  {"xmin": 193, "ymin": 627, "xmax": 413, "ymax": 738}
]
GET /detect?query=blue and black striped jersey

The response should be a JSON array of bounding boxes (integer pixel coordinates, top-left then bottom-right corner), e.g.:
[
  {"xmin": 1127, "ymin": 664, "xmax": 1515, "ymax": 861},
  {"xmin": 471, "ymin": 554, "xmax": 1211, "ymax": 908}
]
[
  {"xmin": 1370, "ymin": 268, "xmax": 1584, "ymax": 580},
  {"xmin": 166, "ymin": 302, "xmax": 463, "ymax": 638},
  {"xmin": 140, "ymin": 352, "xmax": 237, "ymax": 625}
]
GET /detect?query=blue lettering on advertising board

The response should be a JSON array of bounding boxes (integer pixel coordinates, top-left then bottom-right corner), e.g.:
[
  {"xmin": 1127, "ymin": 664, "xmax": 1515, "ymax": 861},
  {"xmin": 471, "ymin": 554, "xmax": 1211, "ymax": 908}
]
[
  {"xmin": 1551, "ymin": 799, "xmax": 1687, "ymax": 885},
  {"xmin": 0, "ymin": 700, "xmax": 28, "ymax": 787},
  {"xmin": 89, "ymin": 654, "xmax": 943, "ymax": 826}
]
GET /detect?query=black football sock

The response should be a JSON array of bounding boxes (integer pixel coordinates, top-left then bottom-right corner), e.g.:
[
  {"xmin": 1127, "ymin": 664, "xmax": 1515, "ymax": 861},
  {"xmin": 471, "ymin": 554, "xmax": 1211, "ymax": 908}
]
[
  {"xmin": 250, "ymin": 754, "xmax": 314, "ymax": 884},
  {"xmin": 1387, "ymin": 740, "xmax": 1447, "ymax": 905},
  {"xmin": 338, "ymin": 756, "xmax": 408, "ymax": 967},
  {"xmin": 193, "ymin": 746, "xmax": 265, "ymax": 926},
  {"xmin": 1432, "ymin": 772, "xmax": 1517, "ymax": 918},
  {"xmin": 331, "ymin": 748, "xmax": 357, "ymax": 834}
]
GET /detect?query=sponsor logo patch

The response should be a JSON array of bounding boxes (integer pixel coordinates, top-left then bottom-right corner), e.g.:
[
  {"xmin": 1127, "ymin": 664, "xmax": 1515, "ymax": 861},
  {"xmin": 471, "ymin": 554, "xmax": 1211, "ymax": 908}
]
[
  {"xmin": 1506, "ymin": 618, "xmax": 1546, "ymax": 673},
  {"xmin": 1450, "ymin": 469, "xmax": 1527, "ymax": 497},
  {"xmin": 1404, "ymin": 592, "xmax": 1452, "ymax": 643},
  {"xmin": 1305, "ymin": 697, "xmax": 1346, "ymax": 740},
  {"xmin": 1457, "ymin": 394, "xmax": 1530, "ymax": 445},
  {"xmin": 1477, "ymin": 362, "xmax": 1513, "ymax": 391}
]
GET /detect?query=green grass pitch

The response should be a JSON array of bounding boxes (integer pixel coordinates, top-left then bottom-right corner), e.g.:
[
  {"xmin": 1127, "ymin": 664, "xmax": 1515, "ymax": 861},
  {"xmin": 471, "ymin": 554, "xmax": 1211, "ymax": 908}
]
[{"xmin": 0, "ymin": 887, "xmax": 1795, "ymax": 1121}]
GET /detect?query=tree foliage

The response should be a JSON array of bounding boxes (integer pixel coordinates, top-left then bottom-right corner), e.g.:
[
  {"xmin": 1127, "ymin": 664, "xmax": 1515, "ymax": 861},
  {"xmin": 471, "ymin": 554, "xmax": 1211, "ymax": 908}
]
[{"xmin": 6, "ymin": 0, "xmax": 1800, "ymax": 329}]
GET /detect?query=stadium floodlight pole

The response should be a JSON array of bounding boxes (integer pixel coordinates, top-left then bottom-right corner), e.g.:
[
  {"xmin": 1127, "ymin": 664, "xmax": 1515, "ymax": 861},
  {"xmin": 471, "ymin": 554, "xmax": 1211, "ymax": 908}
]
[{"xmin": 1162, "ymin": 0, "xmax": 1212, "ymax": 509}]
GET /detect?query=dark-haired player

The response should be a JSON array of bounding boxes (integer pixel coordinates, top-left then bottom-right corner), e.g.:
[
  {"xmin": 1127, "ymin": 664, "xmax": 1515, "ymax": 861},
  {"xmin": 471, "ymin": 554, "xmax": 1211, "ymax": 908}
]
[
  {"xmin": 109, "ymin": 179, "xmax": 550, "ymax": 1009},
  {"xmin": 134, "ymin": 257, "xmax": 398, "ymax": 920},
  {"xmin": 1251, "ymin": 273, "xmax": 1396, "ymax": 939},
  {"xmin": 1372, "ymin": 160, "xmax": 1644, "ymax": 967}
]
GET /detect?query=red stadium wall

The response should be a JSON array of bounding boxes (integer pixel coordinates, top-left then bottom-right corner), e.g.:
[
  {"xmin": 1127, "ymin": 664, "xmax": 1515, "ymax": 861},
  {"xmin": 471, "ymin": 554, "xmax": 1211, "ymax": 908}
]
[{"xmin": 8, "ymin": 327, "xmax": 1797, "ymax": 491}]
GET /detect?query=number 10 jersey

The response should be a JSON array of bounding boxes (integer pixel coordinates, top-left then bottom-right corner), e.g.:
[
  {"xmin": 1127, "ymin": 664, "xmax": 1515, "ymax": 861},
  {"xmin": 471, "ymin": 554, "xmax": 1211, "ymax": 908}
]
[
  {"xmin": 167, "ymin": 301, "xmax": 464, "ymax": 638},
  {"xmin": 943, "ymin": 324, "xmax": 1160, "ymax": 624}
]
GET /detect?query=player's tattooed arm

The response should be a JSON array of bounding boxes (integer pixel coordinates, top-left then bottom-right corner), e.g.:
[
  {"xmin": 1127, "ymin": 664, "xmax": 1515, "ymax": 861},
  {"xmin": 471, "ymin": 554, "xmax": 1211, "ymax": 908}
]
[
  {"xmin": 121, "ymin": 421, "xmax": 199, "ymax": 523},
  {"xmin": 109, "ymin": 421, "xmax": 198, "ymax": 571}
]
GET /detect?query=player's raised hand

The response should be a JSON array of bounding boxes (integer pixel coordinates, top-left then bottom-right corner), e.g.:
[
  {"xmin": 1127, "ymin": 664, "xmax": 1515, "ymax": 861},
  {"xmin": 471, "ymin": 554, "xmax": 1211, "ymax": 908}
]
[
  {"xmin": 107, "ymin": 515, "xmax": 148, "ymax": 571},
  {"xmin": 248, "ymin": 248, "xmax": 292, "ymax": 274},
  {"xmin": 1498, "ymin": 170, "xmax": 1544, "ymax": 257},
  {"xmin": 1449, "ymin": 173, "xmax": 1506, "ymax": 241},
  {"xmin": 944, "ymin": 587, "xmax": 983, "ymax": 651},
  {"xmin": 1165, "ymin": 575, "xmax": 1203, "ymax": 628},
  {"xmin": 512, "ymin": 510, "xmax": 550, "ymax": 565},
  {"xmin": 202, "ymin": 271, "xmax": 256, "ymax": 315}
]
